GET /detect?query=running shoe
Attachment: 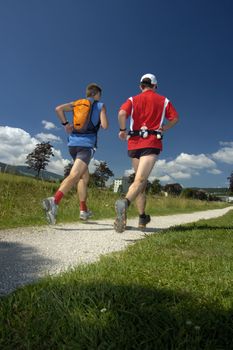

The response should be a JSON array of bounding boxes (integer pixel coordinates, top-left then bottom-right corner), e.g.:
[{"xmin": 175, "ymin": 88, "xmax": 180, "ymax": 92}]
[
  {"xmin": 42, "ymin": 197, "xmax": 58, "ymax": 225},
  {"xmin": 138, "ymin": 214, "xmax": 151, "ymax": 229},
  {"xmin": 114, "ymin": 199, "xmax": 128, "ymax": 233},
  {"xmin": 80, "ymin": 210, "xmax": 93, "ymax": 221}
]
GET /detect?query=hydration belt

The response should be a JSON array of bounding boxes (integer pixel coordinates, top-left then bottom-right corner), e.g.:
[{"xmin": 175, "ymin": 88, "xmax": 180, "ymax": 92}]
[{"xmin": 128, "ymin": 130, "xmax": 163, "ymax": 139}]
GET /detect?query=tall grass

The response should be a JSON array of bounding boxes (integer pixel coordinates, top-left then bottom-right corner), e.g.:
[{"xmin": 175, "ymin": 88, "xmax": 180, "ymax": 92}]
[
  {"xmin": 0, "ymin": 172, "xmax": 229, "ymax": 229},
  {"xmin": 0, "ymin": 211, "xmax": 233, "ymax": 349}
]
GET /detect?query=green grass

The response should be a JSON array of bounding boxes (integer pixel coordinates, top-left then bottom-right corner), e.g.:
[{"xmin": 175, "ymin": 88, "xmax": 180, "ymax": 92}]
[
  {"xmin": 0, "ymin": 173, "xmax": 229, "ymax": 229},
  {"xmin": 0, "ymin": 211, "xmax": 233, "ymax": 349}
]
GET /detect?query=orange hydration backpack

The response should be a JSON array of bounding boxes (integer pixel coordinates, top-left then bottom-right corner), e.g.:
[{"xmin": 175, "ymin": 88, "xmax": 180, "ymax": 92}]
[{"xmin": 73, "ymin": 98, "xmax": 93, "ymax": 132}]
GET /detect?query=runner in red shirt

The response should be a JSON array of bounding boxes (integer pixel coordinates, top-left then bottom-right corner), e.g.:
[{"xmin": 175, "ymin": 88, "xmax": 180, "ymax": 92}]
[{"xmin": 114, "ymin": 73, "xmax": 179, "ymax": 233}]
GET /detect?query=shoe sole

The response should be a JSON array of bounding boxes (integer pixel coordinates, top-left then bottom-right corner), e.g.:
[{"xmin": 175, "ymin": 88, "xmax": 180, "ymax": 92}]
[
  {"xmin": 138, "ymin": 224, "xmax": 147, "ymax": 228},
  {"xmin": 42, "ymin": 199, "xmax": 56, "ymax": 225},
  {"xmin": 42, "ymin": 199, "xmax": 50, "ymax": 211},
  {"xmin": 114, "ymin": 201, "xmax": 127, "ymax": 233},
  {"xmin": 138, "ymin": 217, "xmax": 151, "ymax": 230},
  {"xmin": 80, "ymin": 212, "xmax": 93, "ymax": 221}
]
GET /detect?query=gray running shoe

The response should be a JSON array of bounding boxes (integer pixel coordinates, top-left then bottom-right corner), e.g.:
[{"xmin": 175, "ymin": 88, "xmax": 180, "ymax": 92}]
[
  {"xmin": 114, "ymin": 199, "xmax": 128, "ymax": 233},
  {"xmin": 42, "ymin": 197, "xmax": 58, "ymax": 225},
  {"xmin": 138, "ymin": 214, "xmax": 151, "ymax": 229},
  {"xmin": 80, "ymin": 210, "xmax": 93, "ymax": 221}
]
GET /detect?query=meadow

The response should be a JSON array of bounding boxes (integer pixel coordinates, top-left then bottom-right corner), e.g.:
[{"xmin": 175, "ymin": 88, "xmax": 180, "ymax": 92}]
[
  {"xmin": 1, "ymin": 173, "xmax": 233, "ymax": 349},
  {"xmin": 0, "ymin": 172, "xmax": 229, "ymax": 229},
  {"xmin": 0, "ymin": 209, "xmax": 233, "ymax": 349}
]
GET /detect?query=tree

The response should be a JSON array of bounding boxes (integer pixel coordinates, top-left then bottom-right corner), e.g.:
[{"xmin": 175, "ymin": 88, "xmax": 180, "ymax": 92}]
[
  {"xmin": 227, "ymin": 171, "xmax": 233, "ymax": 193},
  {"xmin": 124, "ymin": 172, "xmax": 151, "ymax": 193},
  {"xmin": 64, "ymin": 162, "xmax": 73, "ymax": 178},
  {"xmin": 181, "ymin": 188, "xmax": 208, "ymax": 201},
  {"xmin": 128, "ymin": 172, "xmax": 135, "ymax": 185},
  {"xmin": 164, "ymin": 183, "xmax": 183, "ymax": 196},
  {"xmin": 26, "ymin": 142, "xmax": 54, "ymax": 178},
  {"xmin": 92, "ymin": 161, "xmax": 114, "ymax": 187},
  {"xmin": 150, "ymin": 179, "xmax": 162, "ymax": 195}
]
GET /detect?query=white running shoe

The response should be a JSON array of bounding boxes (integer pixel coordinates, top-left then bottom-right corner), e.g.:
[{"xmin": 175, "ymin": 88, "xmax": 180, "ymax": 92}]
[
  {"xmin": 80, "ymin": 210, "xmax": 93, "ymax": 221},
  {"xmin": 42, "ymin": 197, "xmax": 58, "ymax": 225}
]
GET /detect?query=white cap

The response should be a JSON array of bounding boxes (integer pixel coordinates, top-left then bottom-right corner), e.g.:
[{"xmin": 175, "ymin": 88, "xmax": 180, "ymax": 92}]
[{"xmin": 140, "ymin": 73, "xmax": 158, "ymax": 85}]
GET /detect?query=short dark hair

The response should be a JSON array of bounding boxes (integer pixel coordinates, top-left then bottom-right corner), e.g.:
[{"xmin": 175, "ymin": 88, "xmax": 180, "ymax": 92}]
[
  {"xmin": 86, "ymin": 83, "xmax": 102, "ymax": 97},
  {"xmin": 140, "ymin": 78, "xmax": 155, "ymax": 89}
]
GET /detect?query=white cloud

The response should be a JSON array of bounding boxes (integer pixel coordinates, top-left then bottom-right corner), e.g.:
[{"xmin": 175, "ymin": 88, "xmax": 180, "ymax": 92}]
[
  {"xmin": 207, "ymin": 169, "xmax": 222, "ymax": 175},
  {"xmin": 0, "ymin": 126, "xmax": 69, "ymax": 175},
  {"xmin": 46, "ymin": 149, "xmax": 70, "ymax": 175},
  {"xmin": 35, "ymin": 133, "xmax": 62, "ymax": 143},
  {"xmin": 169, "ymin": 171, "xmax": 191, "ymax": 179},
  {"xmin": 88, "ymin": 158, "xmax": 99, "ymax": 173},
  {"xmin": 212, "ymin": 143, "xmax": 233, "ymax": 164},
  {"xmin": 42, "ymin": 120, "xmax": 57, "ymax": 130},
  {"xmin": 219, "ymin": 141, "xmax": 233, "ymax": 147},
  {"xmin": 0, "ymin": 126, "xmax": 38, "ymax": 165},
  {"xmin": 149, "ymin": 153, "xmax": 217, "ymax": 183},
  {"xmin": 123, "ymin": 152, "xmax": 221, "ymax": 184},
  {"xmin": 124, "ymin": 169, "xmax": 135, "ymax": 177},
  {"xmin": 175, "ymin": 153, "xmax": 216, "ymax": 168},
  {"xmin": 154, "ymin": 175, "xmax": 172, "ymax": 182}
]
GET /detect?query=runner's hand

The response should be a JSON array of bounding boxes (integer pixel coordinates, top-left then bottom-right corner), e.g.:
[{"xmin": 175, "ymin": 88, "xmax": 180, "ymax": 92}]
[
  {"xmin": 64, "ymin": 123, "xmax": 73, "ymax": 134},
  {"xmin": 118, "ymin": 130, "xmax": 127, "ymax": 140}
]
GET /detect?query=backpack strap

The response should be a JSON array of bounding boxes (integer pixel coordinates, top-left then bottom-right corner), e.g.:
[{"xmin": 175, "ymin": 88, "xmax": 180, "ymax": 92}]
[{"xmin": 129, "ymin": 97, "xmax": 134, "ymax": 130}]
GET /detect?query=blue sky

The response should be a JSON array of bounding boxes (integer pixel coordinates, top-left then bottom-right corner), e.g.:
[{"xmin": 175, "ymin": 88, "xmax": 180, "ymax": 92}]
[{"xmin": 0, "ymin": 0, "xmax": 232, "ymax": 188}]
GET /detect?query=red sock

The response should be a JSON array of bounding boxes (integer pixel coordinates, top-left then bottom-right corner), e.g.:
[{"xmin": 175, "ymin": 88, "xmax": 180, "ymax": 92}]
[
  {"xmin": 80, "ymin": 201, "xmax": 87, "ymax": 211},
  {"xmin": 54, "ymin": 190, "xmax": 64, "ymax": 204}
]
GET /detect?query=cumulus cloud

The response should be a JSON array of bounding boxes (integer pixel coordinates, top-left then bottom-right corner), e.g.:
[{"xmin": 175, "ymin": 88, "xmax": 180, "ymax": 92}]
[
  {"xmin": 35, "ymin": 133, "xmax": 62, "ymax": 143},
  {"xmin": 0, "ymin": 126, "xmax": 38, "ymax": 165},
  {"xmin": 175, "ymin": 153, "xmax": 216, "ymax": 168},
  {"xmin": 88, "ymin": 158, "xmax": 99, "ymax": 173},
  {"xmin": 124, "ymin": 169, "xmax": 135, "ymax": 177},
  {"xmin": 124, "ymin": 152, "xmax": 221, "ymax": 184},
  {"xmin": 150, "ymin": 153, "xmax": 218, "ymax": 183},
  {"xmin": 46, "ymin": 149, "xmax": 70, "ymax": 175},
  {"xmin": 207, "ymin": 169, "xmax": 222, "ymax": 175},
  {"xmin": 0, "ymin": 126, "xmax": 69, "ymax": 175},
  {"xmin": 219, "ymin": 141, "xmax": 233, "ymax": 147},
  {"xmin": 212, "ymin": 142, "xmax": 233, "ymax": 164},
  {"xmin": 42, "ymin": 120, "xmax": 57, "ymax": 130}
]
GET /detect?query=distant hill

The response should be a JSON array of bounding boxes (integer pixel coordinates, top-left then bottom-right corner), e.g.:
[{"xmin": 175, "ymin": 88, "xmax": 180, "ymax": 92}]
[{"xmin": 0, "ymin": 161, "xmax": 63, "ymax": 181}]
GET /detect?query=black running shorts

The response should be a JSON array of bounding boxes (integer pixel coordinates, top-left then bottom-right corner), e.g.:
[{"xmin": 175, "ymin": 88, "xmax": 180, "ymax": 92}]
[
  {"xmin": 128, "ymin": 148, "xmax": 160, "ymax": 159},
  {"xmin": 68, "ymin": 146, "xmax": 95, "ymax": 165}
]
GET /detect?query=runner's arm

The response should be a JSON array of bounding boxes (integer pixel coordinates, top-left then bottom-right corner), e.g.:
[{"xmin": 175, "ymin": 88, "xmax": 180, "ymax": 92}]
[
  {"xmin": 100, "ymin": 104, "xmax": 109, "ymax": 129},
  {"xmin": 118, "ymin": 109, "xmax": 128, "ymax": 140},
  {"xmin": 55, "ymin": 102, "xmax": 74, "ymax": 133},
  {"xmin": 161, "ymin": 116, "xmax": 179, "ymax": 132}
]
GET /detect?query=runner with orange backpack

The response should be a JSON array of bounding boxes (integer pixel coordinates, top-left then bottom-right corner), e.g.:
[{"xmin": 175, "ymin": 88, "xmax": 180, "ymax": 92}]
[{"xmin": 42, "ymin": 83, "xmax": 108, "ymax": 224}]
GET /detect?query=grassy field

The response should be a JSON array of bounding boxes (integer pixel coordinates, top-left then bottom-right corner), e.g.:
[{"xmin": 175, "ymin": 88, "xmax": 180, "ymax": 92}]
[
  {"xmin": 0, "ymin": 211, "xmax": 233, "ymax": 349},
  {"xmin": 0, "ymin": 172, "xmax": 230, "ymax": 229}
]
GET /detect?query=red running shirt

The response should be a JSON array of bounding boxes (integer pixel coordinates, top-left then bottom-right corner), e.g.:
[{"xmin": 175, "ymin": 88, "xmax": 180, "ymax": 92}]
[{"xmin": 120, "ymin": 90, "xmax": 178, "ymax": 151}]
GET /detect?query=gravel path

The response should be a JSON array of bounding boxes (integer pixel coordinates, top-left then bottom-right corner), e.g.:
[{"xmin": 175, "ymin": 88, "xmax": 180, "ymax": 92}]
[{"xmin": 0, "ymin": 207, "xmax": 232, "ymax": 296}]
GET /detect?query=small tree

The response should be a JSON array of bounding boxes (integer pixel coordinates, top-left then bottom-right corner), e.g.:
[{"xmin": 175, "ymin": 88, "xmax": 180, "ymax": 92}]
[
  {"xmin": 26, "ymin": 142, "xmax": 54, "ymax": 178},
  {"xmin": 128, "ymin": 172, "xmax": 135, "ymax": 185},
  {"xmin": 181, "ymin": 188, "xmax": 208, "ymax": 201},
  {"xmin": 164, "ymin": 183, "xmax": 183, "ymax": 196},
  {"xmin": 227, "ymin": 171, "xmax": 233, "ymax": 194},
  {"xmin": 92, "ymin": 161, "xmax": 114, "ymax": 188},
  {"xmin": 64, "ymin": 162, "xmax": 73, "ymax": 178},
  {"xmin": 150, "ymin": 179, "xmax": 162, "ymax": 195}
]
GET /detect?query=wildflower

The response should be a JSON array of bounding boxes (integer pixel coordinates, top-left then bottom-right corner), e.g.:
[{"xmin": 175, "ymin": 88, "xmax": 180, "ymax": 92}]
[{"xmin": 100, "ymin": 308, "xmax": 107, "ymax": 313}]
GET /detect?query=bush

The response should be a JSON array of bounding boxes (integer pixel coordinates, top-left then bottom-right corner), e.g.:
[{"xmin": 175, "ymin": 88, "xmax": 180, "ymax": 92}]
[{"xmin": 181, "ymin": 188, "xmax": 208, "ymax": 201}]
